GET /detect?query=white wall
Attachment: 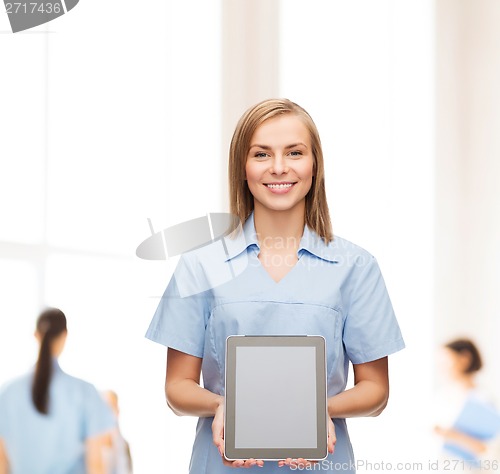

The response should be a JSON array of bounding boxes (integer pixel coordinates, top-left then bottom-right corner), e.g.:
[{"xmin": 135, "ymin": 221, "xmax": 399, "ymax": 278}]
[
  {"xmin": 435, "ymin": 0, "xmax": 500, "ymax": 397},
  {"xmin": 0, "ymin": 2, "xmax": 221, "ymax": 472},
  {"xmin": 3, "ymin": 0, "xmax": 500, "ymax": 472},
  {"xmin": 280, "ymin": 1, "xmax": 435, "ymax": 468}
]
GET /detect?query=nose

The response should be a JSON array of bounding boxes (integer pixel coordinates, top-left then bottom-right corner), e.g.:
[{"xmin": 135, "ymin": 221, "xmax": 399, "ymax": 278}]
[{"xmin": 270, "ymin": 154, "xmax": 289, "ymax": 175}]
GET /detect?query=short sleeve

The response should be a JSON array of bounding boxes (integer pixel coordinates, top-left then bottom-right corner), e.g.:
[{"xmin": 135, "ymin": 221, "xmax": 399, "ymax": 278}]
[
  {"xmin": 145, "ymin": 254, "xmax": 210, "ymax": 358},
  {"xmin": 343, "ymin": 255, "xmax": 405, "ymax": 364},
  {"xmin": 82, "ymin": 383, "xmax": 116, "ymax": 439}
]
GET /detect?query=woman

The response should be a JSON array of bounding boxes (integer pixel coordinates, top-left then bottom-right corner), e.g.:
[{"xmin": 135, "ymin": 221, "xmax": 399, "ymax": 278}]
[
  {"xmin": 0, "ymin": 308, "xmax": 115, "ymax": 474},
  {"xmin": 146, "ymin": 99, "xmax": 405, "ymax": 472},
  {"xmin": 434, "ymin": 338, "xmax": 500, "ymax": 469}
]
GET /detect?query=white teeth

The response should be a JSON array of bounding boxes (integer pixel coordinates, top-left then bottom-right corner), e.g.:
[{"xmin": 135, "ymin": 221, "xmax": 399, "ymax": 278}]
[{"xmin": 266, "ymin": 183, "xmax": 293, "ymax": 189}]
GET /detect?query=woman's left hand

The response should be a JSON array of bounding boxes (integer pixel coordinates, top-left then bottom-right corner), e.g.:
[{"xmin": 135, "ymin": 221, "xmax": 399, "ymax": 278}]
[{"xmin": 278, "ymin": 417, "xmax": 336, "ymax": 469}]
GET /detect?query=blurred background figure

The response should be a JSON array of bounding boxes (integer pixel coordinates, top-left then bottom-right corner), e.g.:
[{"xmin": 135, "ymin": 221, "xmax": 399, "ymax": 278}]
[
  {"xmin": 0, "ymin": 308, "xmax": 115, "ymax": 474},
  {"xmin": 102, "ymin": 390, "xmax": 133, "ymax": 474},
  {"xmin": 434, "ymin": 338, "xmax": 500, "ymax": 470}
]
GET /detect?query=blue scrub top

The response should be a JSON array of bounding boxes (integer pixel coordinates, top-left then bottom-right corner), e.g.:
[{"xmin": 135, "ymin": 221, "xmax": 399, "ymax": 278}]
[
  {"xmin": 0, "ymin": 360, "xmax": 116, "ymax": 474},
  {"xmin": 146, "ymin": 211, "xmax": 405, "ymax": 473}
]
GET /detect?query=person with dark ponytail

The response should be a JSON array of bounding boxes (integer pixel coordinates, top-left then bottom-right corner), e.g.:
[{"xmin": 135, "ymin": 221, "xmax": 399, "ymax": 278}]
[
  {"xmin": 32, "ymin": 308, "xmax": 68, "ymax": 415},
  {"xmin": 0, "ymin": 308, "xmax": 115, "ymax": 474}
]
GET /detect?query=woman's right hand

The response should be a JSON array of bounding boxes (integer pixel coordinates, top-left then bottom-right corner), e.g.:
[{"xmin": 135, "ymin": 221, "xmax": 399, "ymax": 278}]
[{"xmin": 212, "ymin": 398, "xmax": 265, "ymax": 468}]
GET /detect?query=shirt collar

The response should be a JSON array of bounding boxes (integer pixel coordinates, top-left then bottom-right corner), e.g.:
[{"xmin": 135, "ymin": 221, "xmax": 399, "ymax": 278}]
[
  {"xmin": 33, "ymin": 358, "xmax": 62, "ymax": 375},
  {"xmin": 223, "ymin": 211, "xmax": 338, "ymax": 263},
  {"xmin": 222, "ymin": 211, "xmax": 259, "ymax": 262},
  {"xmin": 299, "ymin": 221, "xmax": 339, "ymax": 263},
  {"xmin": 52, "ymin": 358, "xmax": 62, "ymax": 372}
]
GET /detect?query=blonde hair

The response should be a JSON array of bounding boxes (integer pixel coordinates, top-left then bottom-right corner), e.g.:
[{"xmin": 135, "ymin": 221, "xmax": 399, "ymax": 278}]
[{"xmin": 228, "ymin": 98, "xmax": 333, "ymax": 242}]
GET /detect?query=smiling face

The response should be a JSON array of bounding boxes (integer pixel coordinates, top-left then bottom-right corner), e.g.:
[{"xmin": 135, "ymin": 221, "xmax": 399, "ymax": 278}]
[{"xmin": 245, "ymin": 114, "xmax": 314, "ymax": 215}]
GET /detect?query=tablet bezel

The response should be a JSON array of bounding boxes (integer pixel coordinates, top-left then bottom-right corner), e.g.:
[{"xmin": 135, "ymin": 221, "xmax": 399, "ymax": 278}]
[{"xmin": 224, "ymin": 335, "xmax": 328, "ymax": 461}]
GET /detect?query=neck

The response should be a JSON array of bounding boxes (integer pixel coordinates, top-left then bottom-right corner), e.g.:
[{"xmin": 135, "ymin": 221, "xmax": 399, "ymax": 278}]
[
  {"xmin": 454, "ymin": 373, "xmax": 475, "ymax": 390},
  {"xmin": 253, "ymin": 201, "xmax": 305, "ymax": 248}
]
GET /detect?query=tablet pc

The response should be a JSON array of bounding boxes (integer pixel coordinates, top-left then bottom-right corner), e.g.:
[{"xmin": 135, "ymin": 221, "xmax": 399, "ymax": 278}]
[{"xmin": 224, "ymin": 335, "xmax": 328, "ymax": 461}]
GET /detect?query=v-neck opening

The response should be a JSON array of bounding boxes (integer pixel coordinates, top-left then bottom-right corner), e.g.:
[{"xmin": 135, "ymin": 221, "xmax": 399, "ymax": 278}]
[{"xmin": 254, "ymin": 249, "xmax": 303, "ymax": 285}]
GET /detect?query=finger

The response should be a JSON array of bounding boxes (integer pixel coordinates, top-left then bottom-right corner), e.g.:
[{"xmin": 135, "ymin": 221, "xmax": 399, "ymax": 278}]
[
  {"xmin": 228, "ymin": 459, "xmax": 245, "ymax": 468},
  {"xmin": 212, "ymin": 418, "xmax": 224, "ymax": 455},
  {"xmin": 328, "ymin": 437, "xmax": 335, "ymax": 453},
  {"xmin": 212, "ymin": 432, "xmax": 223, "ymax": 456},
  {"xmin": 223, "ymin": 458, "xmax": 260, "ymax": 469},
  {"xmin": 328, "ymin": 419, "xmax": 337, "ymax": 453},
  {"xmin": 212, "ymin": 422, "xmax": 223, "ymax": 445},
  {"xmin": 242, "ymin": 458, "xmax": 257, "ymax": 468},
  {"xmin": 297, "ymin": 458, "xmax": 317, "ymax": 467},
  {"xmin": 287, "ymin": 458, "xmax": 314, "ymax": 468},
  {"xmin": 221, "ymin": 458, "xmax": 249, "ymax": 468},
  {"xmin": 221, "ymin": 458, "xmax": 234, "ymax": 467},
  {"xmin": 213, "ymin": 434, "xmax": 224, "ymax": 457}
]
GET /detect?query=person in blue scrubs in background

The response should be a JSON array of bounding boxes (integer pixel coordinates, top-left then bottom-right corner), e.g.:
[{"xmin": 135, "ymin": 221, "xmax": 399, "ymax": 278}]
[
  {"xmin": 146, "ymin": 98, "xmax": 405, "ymax": 472},
  {"xmin": 434, "ymin": 338, "xmax": 500, "ymax": 469},
  {"xmin": 0, "ymin": 308, "xmax": 115, "ymax": 474}
]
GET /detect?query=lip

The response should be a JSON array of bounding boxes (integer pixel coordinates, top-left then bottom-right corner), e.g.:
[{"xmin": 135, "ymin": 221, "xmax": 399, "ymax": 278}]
[{"xmin": 263, "ymin": 182, "xmax": 297, "ymax": 194}]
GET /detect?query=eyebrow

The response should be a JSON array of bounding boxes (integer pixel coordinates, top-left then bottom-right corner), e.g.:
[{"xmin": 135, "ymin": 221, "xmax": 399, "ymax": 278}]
[{"xmin": 249, "ymin": 142, "xmax": 308, "ymax": 151}]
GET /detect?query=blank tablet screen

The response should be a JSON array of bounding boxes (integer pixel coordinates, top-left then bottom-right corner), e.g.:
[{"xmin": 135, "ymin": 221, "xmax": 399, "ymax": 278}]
[
  {"xmin": 225, "ymin": 336, "xmax": 327, "ymax": 461},
  {"xmin": 235, "ymin": 346, "xmax": 317, "ymax": 448}
]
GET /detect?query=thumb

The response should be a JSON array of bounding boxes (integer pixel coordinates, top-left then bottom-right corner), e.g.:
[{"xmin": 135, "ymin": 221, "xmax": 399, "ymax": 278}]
[
  {"xmin": 212, "ymin": 406, "xmax": 225, "ymax": 456},
  {"xmin": 328, "ymin": 420, "xmax": 336, "ymax": 453}
]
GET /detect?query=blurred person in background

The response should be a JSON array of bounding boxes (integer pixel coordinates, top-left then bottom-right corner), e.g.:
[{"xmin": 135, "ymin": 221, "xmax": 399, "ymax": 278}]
[
  {"xmin": 0, "ymin": 308, "xmax": 115, "ymax": 474},
  {"xmin": 434, "ymin": 338, "xmax": 500, "ymax": 471},
  {"xmin": 102, "ymin": 390, "xmax": 133, "ymax": 474}
]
